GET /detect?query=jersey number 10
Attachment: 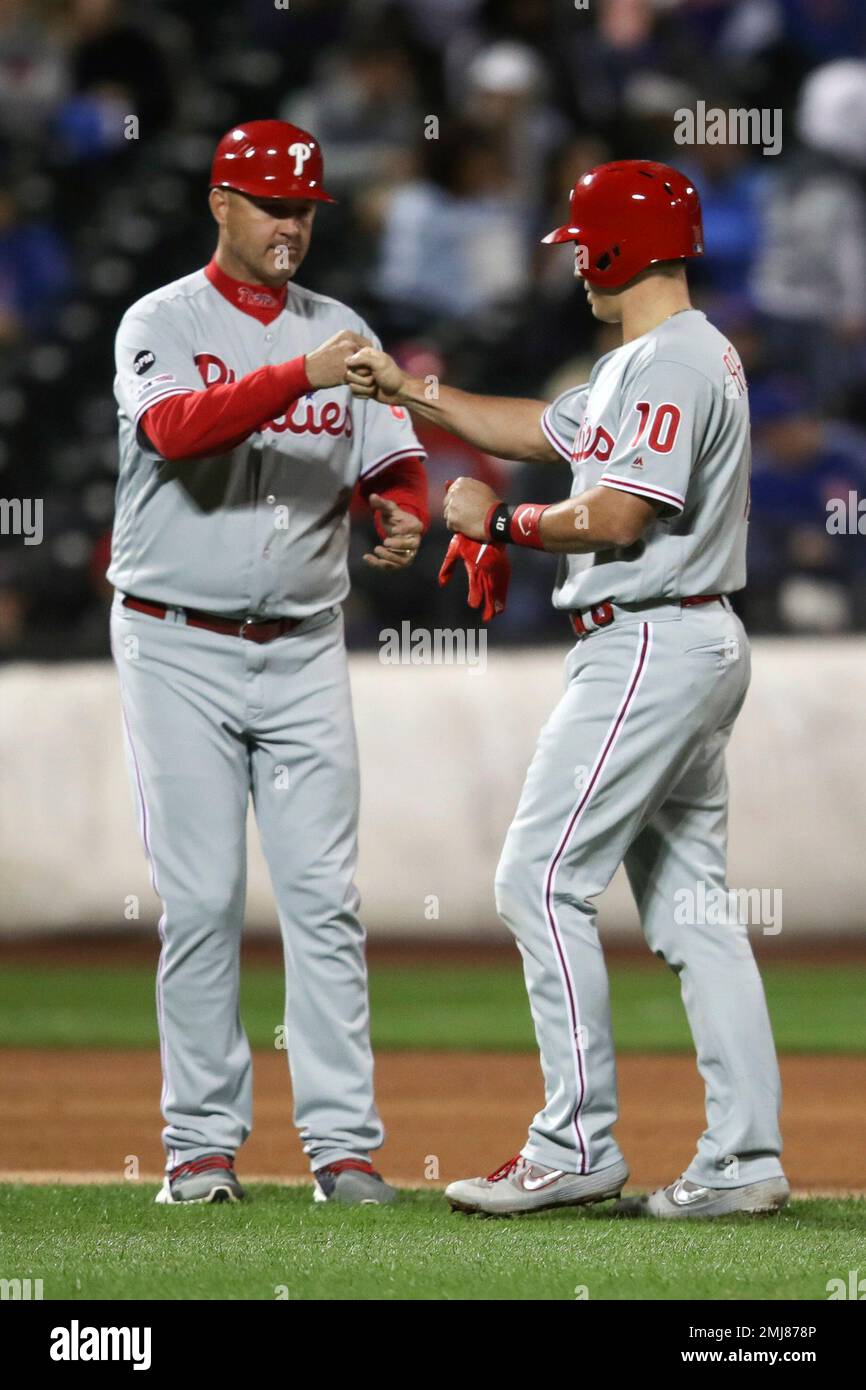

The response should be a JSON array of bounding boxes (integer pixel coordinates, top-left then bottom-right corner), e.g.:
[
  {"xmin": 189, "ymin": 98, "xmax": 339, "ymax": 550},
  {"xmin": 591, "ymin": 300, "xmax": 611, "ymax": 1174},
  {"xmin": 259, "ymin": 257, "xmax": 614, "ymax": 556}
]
[{"xmin": 629, "ymin": 402, "xmax": 682, "ymax": 453}]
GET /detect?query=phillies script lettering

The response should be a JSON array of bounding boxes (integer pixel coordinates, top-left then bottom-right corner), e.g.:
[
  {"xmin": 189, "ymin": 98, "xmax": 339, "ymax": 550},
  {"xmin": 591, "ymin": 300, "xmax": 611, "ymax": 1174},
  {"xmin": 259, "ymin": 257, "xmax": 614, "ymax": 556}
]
[
  {"xmin": 571, "ymin": 419, "xmax": 614, "ymax": 463},
  {"xmin": 194, "ymin": 353, "xmax": 353, "ymax": 439}
]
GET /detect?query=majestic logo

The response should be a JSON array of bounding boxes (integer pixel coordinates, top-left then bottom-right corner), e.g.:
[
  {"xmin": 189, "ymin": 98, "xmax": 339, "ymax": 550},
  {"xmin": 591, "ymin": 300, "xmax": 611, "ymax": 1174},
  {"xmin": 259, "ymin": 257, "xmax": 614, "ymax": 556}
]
[
  {"xmin": 631, "ymin": 455, "xmax": 644, "ymax": 470},
  {"xmin": 133, "ymin": 349, "xmax": 155, "ymax": 375},
  {"xmin": 193, "ymin": 353, "xmax": 353, "ymax": 440},
  {"xmin": 288, "ymin": 142, "xmax": 312, "ymax": 177}
]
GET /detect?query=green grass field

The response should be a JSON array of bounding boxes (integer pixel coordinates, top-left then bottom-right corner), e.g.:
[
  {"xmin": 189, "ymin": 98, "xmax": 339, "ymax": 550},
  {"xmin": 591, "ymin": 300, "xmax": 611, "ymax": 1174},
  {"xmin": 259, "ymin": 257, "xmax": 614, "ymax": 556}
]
[
  {"xmin": 2, "ymin": 957, "xmax": 863, "ymax": 1300},
  {"xmin": 1, "ymin": 1185, "xmax": 863, "ymax": 1301},
  {"xmin": 0, "ymin": 960, "xmax": 864, "ymax": 1051}
]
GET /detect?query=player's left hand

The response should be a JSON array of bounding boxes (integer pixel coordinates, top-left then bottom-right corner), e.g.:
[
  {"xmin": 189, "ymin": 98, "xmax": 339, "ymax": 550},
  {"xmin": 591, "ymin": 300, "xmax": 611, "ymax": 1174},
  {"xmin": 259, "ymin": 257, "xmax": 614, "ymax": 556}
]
[
  {"xmin": 443, "ymin": 476, "xmax": 501, "ymax": 542},
  {"xmin": 363, "ymin": 494, "xmax": 423, "ymax": 572}
]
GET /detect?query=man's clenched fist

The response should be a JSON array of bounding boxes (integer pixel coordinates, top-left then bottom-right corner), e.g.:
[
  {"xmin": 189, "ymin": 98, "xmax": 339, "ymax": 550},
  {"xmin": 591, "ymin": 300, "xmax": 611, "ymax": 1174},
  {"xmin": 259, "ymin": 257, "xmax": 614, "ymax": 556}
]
[
  {"xmin": 305, "ymin": 330, "xmax": 371, "ymax": 390},
  {"xmin": 345, "ymin": 346, "xmax": 406, "ymax": 404},
  {"xmin": 444, "ymin": 476, "xmax": 501, "ymax": 542}
]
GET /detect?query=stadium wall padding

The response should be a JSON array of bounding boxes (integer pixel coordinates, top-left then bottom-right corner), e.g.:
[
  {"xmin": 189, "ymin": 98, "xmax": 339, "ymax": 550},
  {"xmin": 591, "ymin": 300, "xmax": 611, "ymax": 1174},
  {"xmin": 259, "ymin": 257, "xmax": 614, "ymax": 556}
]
[{"xmin": 0, "ymin": 640, "xmax": 861, "ymax": 938}]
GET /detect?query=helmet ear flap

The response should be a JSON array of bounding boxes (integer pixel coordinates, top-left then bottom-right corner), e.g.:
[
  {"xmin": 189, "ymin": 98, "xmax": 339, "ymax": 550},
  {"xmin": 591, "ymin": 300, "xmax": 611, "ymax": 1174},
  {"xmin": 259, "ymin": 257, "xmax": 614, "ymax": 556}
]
[{"xmin": 594, "ymin": 245, "xmax": 621, "ymax": 275}]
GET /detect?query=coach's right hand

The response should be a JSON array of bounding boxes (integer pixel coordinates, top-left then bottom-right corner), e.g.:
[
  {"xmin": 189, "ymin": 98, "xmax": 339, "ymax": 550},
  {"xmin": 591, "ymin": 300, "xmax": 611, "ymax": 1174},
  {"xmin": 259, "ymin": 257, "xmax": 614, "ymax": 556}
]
[
  {"xmin": 345, "ymin": 347, "xmax": 406, "ymax": 404},
  {"xmin": 305, "ymin": 331, "xmax": 372, "ymax": 390}
]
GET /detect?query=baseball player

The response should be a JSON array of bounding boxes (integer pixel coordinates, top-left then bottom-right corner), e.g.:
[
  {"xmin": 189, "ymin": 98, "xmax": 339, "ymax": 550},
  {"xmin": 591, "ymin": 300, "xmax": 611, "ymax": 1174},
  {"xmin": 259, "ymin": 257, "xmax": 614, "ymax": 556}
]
[
  {"xmin": 109, "ymin": 120, "xmax": 429, "ymax": 1205},
  {"xmin": 347, "ymin": 161, "xmax": 789, "ymax": 1219}
]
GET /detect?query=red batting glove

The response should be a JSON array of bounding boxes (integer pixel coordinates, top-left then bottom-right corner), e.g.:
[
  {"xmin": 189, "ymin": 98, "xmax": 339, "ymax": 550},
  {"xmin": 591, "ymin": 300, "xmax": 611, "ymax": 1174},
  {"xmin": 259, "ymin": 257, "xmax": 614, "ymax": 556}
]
[{"xmin": 438, "ymin": 534, "xmax": 511, "ymax": 621}]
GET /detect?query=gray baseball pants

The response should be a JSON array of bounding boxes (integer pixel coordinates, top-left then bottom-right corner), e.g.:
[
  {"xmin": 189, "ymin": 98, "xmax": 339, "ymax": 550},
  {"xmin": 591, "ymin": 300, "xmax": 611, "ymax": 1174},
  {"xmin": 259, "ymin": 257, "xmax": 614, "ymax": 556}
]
[
  {"xmin": 110, "ymin": 594, "xmax": 382, "ymax": 1172},
  {"xmin": 494, "ymin": 600, "xmax": 785, "ymax": 1188}
]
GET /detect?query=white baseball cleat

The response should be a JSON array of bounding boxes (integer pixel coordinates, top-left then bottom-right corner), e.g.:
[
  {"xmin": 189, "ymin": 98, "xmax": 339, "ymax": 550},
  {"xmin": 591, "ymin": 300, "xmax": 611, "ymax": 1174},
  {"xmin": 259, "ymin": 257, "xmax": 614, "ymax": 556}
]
[
  {"xmin": 445, "ymin": 1154, "xmax": 629, "ymax": 1216},
  {"xmin": 614, "ymin": 1174, "xmax": 790, "ymax": 1219}
]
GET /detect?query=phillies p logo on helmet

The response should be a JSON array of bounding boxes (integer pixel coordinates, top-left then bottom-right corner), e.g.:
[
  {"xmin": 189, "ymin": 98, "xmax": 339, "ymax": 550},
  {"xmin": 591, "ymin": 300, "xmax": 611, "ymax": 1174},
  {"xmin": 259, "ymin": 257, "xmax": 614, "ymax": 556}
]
[{"xmin": 288, "ymin": 142, "xmax": 312, "ymax": 177}]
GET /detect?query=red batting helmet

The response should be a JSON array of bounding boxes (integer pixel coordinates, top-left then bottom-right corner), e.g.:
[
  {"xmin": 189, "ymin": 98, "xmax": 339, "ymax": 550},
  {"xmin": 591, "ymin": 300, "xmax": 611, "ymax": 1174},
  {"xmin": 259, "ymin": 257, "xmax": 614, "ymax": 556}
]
[
  {"xmin": 210, "ymin": 119, "xmax": 336, "ymax": 203},
  {"xmin": 542, "ymin": 160, "xmax": 703, "ymax": 289}
]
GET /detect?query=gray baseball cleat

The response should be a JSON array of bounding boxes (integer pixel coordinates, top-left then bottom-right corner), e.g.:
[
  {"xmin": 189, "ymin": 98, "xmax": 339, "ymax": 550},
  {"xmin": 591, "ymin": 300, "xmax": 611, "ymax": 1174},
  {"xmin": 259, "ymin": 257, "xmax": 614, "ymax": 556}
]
[
  {"xmin": 614, "ymin": 1174, "xmax": 790, "ymax": 1219},
  {"xmin": 155, "ymin": 1154, "xmax": 245, "ymax": 1205},
  {"xmin": 313, "ymin": 1159, "xmax": 397, "ymax": 1205},
  {"xmin": 445, "ymin": 1154, "xmax": 629, "ymax": 1216}
]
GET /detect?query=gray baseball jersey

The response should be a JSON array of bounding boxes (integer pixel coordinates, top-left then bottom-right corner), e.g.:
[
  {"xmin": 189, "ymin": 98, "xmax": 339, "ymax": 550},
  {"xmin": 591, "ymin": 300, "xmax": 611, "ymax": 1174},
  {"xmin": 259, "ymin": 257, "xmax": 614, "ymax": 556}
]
[
  {"xmin": 109, "ymin": 268, "xmax": 425, "ymax": 617},
  {"xmin": 540, "ymin": 309, "xmax": 750, "ymax": 611}
]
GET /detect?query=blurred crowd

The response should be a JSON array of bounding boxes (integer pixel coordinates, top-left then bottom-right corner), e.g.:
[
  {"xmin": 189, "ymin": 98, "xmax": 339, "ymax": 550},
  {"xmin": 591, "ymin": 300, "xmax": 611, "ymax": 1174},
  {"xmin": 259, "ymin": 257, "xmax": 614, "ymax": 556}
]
[{"xmin": 1, "ymin": 0, "xmax": 866, "ymax": 658}]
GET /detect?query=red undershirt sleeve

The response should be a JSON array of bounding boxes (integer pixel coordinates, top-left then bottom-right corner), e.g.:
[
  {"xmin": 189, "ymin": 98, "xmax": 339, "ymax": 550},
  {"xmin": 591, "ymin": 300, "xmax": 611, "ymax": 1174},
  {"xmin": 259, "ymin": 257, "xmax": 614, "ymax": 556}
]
[
  {"xmin": 140, "ymin": 356, "xmax": 311, "ymax": 461},
  {"xmin": 358, "ymin": 457, "xmax": 430, "ymax": 537}
]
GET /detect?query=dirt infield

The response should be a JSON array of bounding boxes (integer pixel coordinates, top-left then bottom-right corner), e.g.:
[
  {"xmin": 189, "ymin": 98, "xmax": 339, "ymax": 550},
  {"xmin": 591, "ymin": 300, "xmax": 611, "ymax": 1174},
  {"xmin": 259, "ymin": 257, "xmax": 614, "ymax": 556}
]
[
  {"xmin": 4, "ymin": 935, "xmax": 865, "ymax": 969},
  {"xmin": 2, "ymin": 1048, "xmax": 862, "ymax": 1191}
]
